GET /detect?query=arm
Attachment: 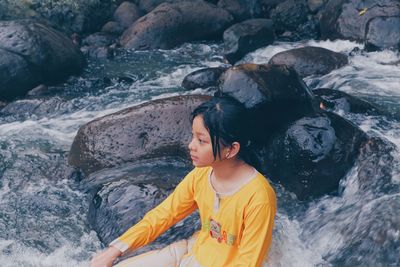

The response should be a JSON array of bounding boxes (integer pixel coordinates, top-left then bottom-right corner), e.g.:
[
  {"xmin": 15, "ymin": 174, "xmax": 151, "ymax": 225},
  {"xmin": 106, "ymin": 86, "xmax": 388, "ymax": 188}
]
[
  {"xmin": 234, "ymin": 203, "xmax": 276, "ymax": 267},
  {"xmin": 109, "ymin": 168, "xmax": 198, "ymax": 253}
]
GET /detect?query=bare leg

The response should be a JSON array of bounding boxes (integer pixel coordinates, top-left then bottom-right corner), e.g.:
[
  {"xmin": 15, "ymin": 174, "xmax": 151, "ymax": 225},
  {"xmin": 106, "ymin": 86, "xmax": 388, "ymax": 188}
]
[{"xmin": 114, "ymin": 240, "xmax": 188, "ymax": 267}]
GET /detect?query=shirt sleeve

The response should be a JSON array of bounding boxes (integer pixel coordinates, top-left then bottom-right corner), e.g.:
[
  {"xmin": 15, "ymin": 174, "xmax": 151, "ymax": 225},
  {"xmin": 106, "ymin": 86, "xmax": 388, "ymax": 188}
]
[
  {"xmin": 109, "ymin": 168, "xmax": 199, "ymax": 252},
  {"xmin": 233, "ymin": 203, "xmax": 276, "ymax": 267}
]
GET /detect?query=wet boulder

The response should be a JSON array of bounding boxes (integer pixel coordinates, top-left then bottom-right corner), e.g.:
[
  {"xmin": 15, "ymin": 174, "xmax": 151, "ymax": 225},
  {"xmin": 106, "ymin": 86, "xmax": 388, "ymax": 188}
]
[
  {"xmin": 219, "ymin": 64, "xmax": 319, "ymax": 142},
  {"xmin": 262, "ymin": 111, "xmax": 367, "ymax": 200},
  {"xmin": 0, "ymin": 0, "xmax": 114, "ymax": 34},
  {"xmin": 87, "ymin": 159, "xmax": 199, "ymax": 246},
  {"xmin": 270, "ymin": 0, "xmax": 308, "ymax": 31},
  {"xmin": 120, "ymin": 0, "xmax": 233, "ymax": 50},
  {"xmin": 0, "ymin": 49, "xmax": 40, "ymax": 100},
  {"xmin": 138, "ymin": 0, "xmax": 183, "ymax": 13},
  {"xmin": 114, "ymin": 1, "xmax": 142, "ymax": 29},
  {"xmin": 69, "ymin": 95, "xmax": 210, "ymax": 175},
  {"xmin": 223, "ymin": 19, "xmax": 275, "ymax": 64},
  {"xmin": 269, "ymin": 0, "xmax": 319, "ymax": 40},
  {"xmin": 182, "ymin": 67, "xmax": 227, "ymax": 90},
  {"xmin": 218, "ymin": 0, "xmax": 262, "ymax": 21},
  {"xmin": 0, "ymin": 20, "xmax": 84, "ymax": 100},
  {"xmin": 320, "ymin": 0, "xmax": 400, "ymax": 41},
  {"xmin": 268, "ymin": 46, "xmax": 348, "ymax": 78},
  {"xmin": 365, "ymin": 16, "xmax": 400, "ymax": 52},
  {"xmin": 313, "ymin": 88, "xmax": 381, "ymax": 114},
  {"xmin": 307, "ymin": 0, "xmax": 328, "ymax": 14}
]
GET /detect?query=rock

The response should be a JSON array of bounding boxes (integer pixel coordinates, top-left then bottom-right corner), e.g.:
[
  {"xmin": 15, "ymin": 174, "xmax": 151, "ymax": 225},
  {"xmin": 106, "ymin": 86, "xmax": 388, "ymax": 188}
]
[
  {"xmin": 365, "ymin": 16, "xmax": 400, "ymax": 51},
  {"xmin": 0, "ymin": 49, "xmax": 40, "ymax": 100},
  {"xmin": 313, "ymin": 88, "xmax": 381, "ymax": 114},
  {"xmin": 0, "ymin": 0, "xmax": 115, "ymax": 34},
  {"xmin": 101, "ymin": 21, "xmax": 124, "ymax": 35},
  {"xmin": 270, "ymin": 0, "xmax": 319, "ymax": 41},
  {"xmin": 82, "ymin": 32, "xmax": 116, "ymax": 47},
  {"xmin": 270, "ymin": 0, "xmax": 308, "ymax": 31},
  {"xmin": 181, "ymin": 67, "xmax": 227, "ymax": 90},
  {"xmin": 219, "ymin": 64, "xmax": 317, "ymax": 110},
  {"xmin": 138, "ymin": 0, "xmax": 178, "ymax": 13},
  {"xmin": 268, "ymin": 46, "xmax": 348, "ymax": 78},
  {"xmin": 0, "ymin": 20, "xmax": 84, "ymax": 100},
  {"xmin": 87, "ymin": 159, "xmax": 199, "ymax": 245},
  {"xmin": 223, "ymin": 19, "xmax": 275, "ymax": 64},
  {"xmin": 68, "ymin": 95, "xmax": 211, "ymax": 175},
  {"xmin": 217, "ymin": 0, "xmax": 262, "ymax": 21},
  {"xmin": 120, "ymin": 0, "xmax": 233, "ymax": 50},
  {"xmin": 219, "ymin": 63, "xmax": 319, "ymax": 144},
  {"xmin": 259, "ymin": 0, "xmax": 281, "ymax": 18},
  {"xmin": 114, "ymin": 1, "xmax": 142, "ymax": 29},
  {"xmin": 320, "ymin": 0, "xmax": 400, "ymax": 41},
  {"xmin": 308, "ymin": 0, "xmax": 328, "ymax": 14},
  {"xmin": 262, "ymin": 111, "xmax": 367, "ymax": 200}
]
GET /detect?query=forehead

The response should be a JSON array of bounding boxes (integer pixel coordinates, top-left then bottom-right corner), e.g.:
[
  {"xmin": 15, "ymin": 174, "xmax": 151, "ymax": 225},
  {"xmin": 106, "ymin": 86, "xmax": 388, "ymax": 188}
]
[{"xmin": 192, "ymin": 116, "xmax": 209, "ymax": 135}]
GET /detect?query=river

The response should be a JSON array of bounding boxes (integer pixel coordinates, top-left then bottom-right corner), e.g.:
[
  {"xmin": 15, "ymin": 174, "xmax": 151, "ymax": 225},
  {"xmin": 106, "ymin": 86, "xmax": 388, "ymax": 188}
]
[{"xmin": 0, "ymin": 40, "xmax": 399, "ymax": 266}]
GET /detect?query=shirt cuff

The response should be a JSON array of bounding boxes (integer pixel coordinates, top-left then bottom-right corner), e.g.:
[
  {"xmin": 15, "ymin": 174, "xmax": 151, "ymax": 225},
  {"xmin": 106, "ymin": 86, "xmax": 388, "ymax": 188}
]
[{"xmin": 109, "ymin": 239, "xmax": 129, "ymax": 253}]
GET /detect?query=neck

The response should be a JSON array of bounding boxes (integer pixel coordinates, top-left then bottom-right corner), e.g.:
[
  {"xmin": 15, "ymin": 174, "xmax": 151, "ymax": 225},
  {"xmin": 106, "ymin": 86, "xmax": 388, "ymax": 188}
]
[{"xmin": 211, "ymin": 158, "xmax": 248, "ymax": 181}]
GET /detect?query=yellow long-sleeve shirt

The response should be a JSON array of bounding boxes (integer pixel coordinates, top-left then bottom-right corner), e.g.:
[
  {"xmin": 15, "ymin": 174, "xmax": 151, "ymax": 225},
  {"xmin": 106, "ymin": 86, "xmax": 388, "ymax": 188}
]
[{"xmin": 110, "ymin": 167, "xmax": 277, "ymax": 267}]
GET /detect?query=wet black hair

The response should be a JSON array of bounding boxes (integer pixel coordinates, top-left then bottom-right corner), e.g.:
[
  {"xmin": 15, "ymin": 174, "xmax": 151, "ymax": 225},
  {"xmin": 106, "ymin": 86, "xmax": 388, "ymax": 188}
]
[{"xmin": 190, "ymin": 96, "xmax": 260, "ymax": 170}]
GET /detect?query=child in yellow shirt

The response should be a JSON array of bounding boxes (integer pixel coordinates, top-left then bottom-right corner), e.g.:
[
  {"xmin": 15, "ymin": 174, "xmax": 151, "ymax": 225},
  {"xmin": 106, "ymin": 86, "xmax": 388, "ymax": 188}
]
[{"xmin": 90, "ymin": 96, "xmax": 277, "ymax": 267}]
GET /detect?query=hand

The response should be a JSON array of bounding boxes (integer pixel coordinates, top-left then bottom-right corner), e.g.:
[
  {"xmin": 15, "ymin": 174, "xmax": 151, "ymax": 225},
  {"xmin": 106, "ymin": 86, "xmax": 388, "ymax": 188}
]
[{"xmin": 90, "ymin": 246, "xmax": 122, "ymax": 267}]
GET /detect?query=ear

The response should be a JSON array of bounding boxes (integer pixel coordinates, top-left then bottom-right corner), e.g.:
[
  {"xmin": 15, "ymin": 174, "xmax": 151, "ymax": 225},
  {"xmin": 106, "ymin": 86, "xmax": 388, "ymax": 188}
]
[{"xmin": 226, "ymin": 142, "xmax": 240, "ymax": 159}]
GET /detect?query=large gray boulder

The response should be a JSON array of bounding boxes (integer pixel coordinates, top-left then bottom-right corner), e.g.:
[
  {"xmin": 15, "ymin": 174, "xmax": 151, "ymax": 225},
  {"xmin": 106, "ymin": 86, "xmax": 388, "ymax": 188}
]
[
  {"xmin": 87, "ymin": 159, "xmax": 199, "ymax": 246},
  {"xmin": 120, "ymin": 0, "xmax": 233, "ymax": 50},
  {"xmin": 68, "ymin": 95, "xmax": 210, "ymax": 175},
  {"xmin": 263, "ymin": 112, "xmax": 367, "ymax": 200},
  {"xmin": 218, "ymin": 0, "xmax": 262, "ymax": 21},
  {"xmin": 0, "ymin": 0, "xmax": 115, "ymax": 34},
  {"xmin": 218, "ymin": 63, "xmax": 367, "ymax": 200},
  {"xmin": 320, "ymin": 0, "xmax": 400, "ymax": 42},
  {"xmin": 223, "ymin": 19, "xmax": 275, "ymax": 64},
  {"xmin": 0, "ymin": 20, "xmax": 84, "ymax": 100},
  {"xmin": 365, "ymin": 16, "xmax": 400, "ymax": 51},
  {"xmin": 268, "ymin": 46, "xmax": 348, "ymax": 78}
]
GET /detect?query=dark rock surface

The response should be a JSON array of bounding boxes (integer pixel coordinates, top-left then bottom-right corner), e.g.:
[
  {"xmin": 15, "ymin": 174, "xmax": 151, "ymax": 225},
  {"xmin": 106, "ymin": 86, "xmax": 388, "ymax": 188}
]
[
  {"xmin": 320, "ymin": 0, "xmax": 400, "ymax": 41},
  {"xmin": 270, "ymin": 0, "xmax": 308, "ymax": 31},
  {"xmin": 218, "ymin": 0, "xmax": 262, "ymax": 21},
  {"xmin": 68, "ymin": 95, "xmax": 211, "ymax": 175},
  {"xmin": 120, "ymin": 0, "xmax": 233, "ymax": 50},
  {"xmin": 0, "ymin": 49, "xmax": 40, "ymax": 100},
  {"xmin": 0, "ymin": 0, "xmax": 115, "ymax": 34},
  {"xmin": 0, "ymin": 20, "xmax": 84, "ymax": 100},
  {"xmin": 219, "ymin": 64, "xmax": 317, "ymax": 111},
  {"xmin": 87, "ymin": 158, "xmax": 199, "ymax": 246},
  {"xmin": 262, "ymin": 111, "xmax": 367, "ymax": 200},
  {"xmin": 114, "ymin": 1, "xmax": 142, "ymax": 29},
  {"xmin": 268, "ymin": 46, "xmax": 348, "ymax": 78},
  {"xmin": 182, "ymin": 67, "xmax": 227, "ymax": 90},
  {"xmin": 223, "ymin": 19, "xmax": 275, "ymax": 64},
  {"xmin": 308, "ymin": 0, "xmax": 329, "ymax": 14},
  {"xmin": 313, "ymin": 88, "xmax": 380, "ymax": 114},
  {"xmin": 365, "ymin": 16, "xmax": 400, "ymax": 51}
]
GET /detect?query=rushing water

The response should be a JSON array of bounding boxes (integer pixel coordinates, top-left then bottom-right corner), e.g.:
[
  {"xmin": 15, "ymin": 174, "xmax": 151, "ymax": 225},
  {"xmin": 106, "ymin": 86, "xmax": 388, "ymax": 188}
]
[{"xmin": 0, "ymin": 40, "xmax": 399, "ymax": 266}]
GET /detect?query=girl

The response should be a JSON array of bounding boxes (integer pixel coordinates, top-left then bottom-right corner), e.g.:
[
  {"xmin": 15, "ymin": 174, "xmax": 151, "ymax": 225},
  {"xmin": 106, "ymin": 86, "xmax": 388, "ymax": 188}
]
[{"xmin": 90, "ymin": 96, "xmax": 277, "ymax": 267}]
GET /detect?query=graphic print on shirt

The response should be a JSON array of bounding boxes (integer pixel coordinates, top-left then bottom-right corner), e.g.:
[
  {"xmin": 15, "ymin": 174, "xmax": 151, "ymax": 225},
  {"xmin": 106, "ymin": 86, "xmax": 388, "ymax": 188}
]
[{"xmin": 202, "ymin": 217, "xmax": 236, "ymax": 246}]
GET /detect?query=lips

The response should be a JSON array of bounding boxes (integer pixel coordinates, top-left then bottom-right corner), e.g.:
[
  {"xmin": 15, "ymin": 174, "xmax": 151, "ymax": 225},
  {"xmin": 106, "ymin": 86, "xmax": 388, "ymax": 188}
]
[{"xmin": 190, "ymin": 154, "xmax": 197, "ymax": 161}]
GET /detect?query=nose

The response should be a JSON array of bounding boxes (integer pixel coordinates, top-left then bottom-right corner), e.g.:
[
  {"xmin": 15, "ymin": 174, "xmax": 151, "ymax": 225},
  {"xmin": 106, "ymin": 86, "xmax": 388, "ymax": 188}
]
[{"xmin": 188, "ymin": 137, "xmax": 195, "ymax": 151}]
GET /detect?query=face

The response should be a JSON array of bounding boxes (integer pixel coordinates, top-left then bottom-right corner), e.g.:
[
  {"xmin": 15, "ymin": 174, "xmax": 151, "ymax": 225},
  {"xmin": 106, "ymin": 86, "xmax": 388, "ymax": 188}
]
[{"xmin": 188, "ymin": 116, "xmax": 225, "ymax": 167}]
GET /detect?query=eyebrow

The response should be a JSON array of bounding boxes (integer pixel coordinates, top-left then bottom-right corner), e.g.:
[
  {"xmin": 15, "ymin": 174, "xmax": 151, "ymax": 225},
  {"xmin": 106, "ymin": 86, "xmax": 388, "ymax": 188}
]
[{"xmin": 192, "ymin": 131, "xmax": 208, "ymax": 137}]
